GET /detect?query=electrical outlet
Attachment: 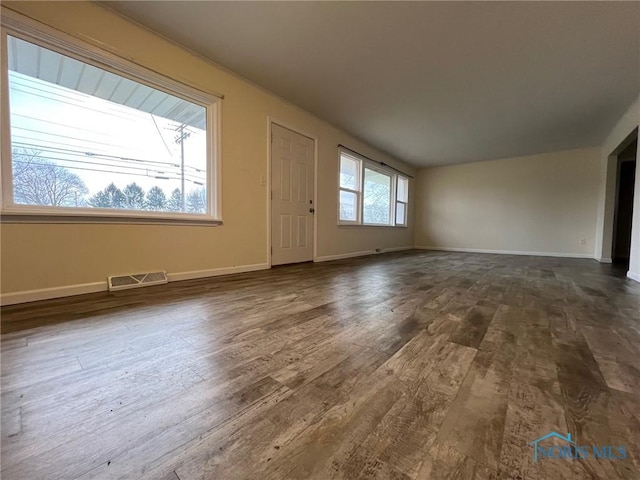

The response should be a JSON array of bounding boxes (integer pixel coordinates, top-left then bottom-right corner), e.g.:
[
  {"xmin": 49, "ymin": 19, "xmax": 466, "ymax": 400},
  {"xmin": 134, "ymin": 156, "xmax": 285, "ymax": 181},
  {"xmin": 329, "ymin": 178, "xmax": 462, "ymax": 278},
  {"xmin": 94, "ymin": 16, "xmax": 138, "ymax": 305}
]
[{"xmin": 579, "ymin": 238, "xmax": 586, "ymax": 245}]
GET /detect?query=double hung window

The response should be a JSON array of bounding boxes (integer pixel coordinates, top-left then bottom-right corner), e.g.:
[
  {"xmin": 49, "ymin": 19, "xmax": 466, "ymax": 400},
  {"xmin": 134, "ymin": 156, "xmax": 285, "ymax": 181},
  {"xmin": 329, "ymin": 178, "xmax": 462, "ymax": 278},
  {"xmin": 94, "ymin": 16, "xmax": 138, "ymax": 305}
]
[{"xmin": 338, "ymin": 149, "xmax": 408, "ymax": 226}]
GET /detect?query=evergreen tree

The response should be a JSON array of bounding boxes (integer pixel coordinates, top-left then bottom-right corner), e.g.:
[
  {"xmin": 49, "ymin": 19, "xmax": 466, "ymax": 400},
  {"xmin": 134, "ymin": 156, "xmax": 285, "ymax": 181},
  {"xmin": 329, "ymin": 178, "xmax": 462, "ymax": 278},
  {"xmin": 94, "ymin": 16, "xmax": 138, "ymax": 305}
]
[
  {"xmin": 186, "ymin": 187, "xmax": 206, "ymax": 213},
  {"xmin": 166, "ymin": 188, "xmax": 183, "ymax": 212},
  {"xmin": 146, "ymin": 186, "xmax": 167, "ymax": 211},
  {"xmin": 122, "ymin": 183, "xmax": 146, "ymax": 210},
  {"xmin": 88, "ymin": 183, "xmax": 125, "ymax": 209}
]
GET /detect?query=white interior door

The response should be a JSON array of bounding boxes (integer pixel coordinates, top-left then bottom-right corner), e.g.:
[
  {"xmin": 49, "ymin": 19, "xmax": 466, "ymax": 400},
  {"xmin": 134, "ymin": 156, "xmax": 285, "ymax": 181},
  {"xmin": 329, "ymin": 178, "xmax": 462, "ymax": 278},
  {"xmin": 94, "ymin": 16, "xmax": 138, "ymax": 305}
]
[{"xmin": 271, "ymin": 123, "xmax": 314, "ymax": 265}]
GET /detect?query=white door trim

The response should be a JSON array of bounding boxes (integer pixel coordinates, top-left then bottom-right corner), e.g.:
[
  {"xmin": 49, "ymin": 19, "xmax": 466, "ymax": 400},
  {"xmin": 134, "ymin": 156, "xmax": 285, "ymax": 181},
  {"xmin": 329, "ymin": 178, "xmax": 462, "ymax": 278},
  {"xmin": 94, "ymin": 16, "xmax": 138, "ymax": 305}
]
[{"xmin": 267, "ymin": 117, "xmax": 318, "ymax": 266}]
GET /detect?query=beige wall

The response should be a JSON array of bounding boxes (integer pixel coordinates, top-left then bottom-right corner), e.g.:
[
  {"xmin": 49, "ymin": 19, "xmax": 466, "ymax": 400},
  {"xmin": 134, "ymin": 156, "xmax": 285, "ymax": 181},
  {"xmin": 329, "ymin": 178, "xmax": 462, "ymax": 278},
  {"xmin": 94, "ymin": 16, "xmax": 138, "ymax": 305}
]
[
  {"xmin": 414, "ymin": 147, "xmax": 601, "ymax": 257},
  {"xmin": 0, "ymin": 2, "xmax": 415, "ymax": 300}
]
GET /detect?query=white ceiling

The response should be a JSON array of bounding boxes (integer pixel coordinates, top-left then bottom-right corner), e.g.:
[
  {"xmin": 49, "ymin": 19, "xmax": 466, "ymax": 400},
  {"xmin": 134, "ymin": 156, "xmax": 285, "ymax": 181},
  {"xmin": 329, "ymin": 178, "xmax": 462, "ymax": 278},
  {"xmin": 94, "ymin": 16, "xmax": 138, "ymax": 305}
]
[{"xmin": 105, "ymin": 1, "xmax": 639, "ymax": 167}]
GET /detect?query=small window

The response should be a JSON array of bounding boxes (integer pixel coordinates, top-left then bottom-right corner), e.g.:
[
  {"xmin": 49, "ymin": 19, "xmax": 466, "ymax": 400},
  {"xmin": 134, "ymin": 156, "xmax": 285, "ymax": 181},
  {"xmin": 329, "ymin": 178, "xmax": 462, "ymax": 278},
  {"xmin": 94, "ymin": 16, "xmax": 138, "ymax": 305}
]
[
  {"xmin": 395, "ymin": 175, "xmax": 409, "ymax": 226},
  {"xmin": 339, "ymin": 154, "xmax": 361, "ymax": 223},
  {"xmin": 2, "ymin": 26, "xmax": 220, "ymax": 222},
  {"xmin": 338, "ymin": 149, "xmax": 408, "ymax": 227}
]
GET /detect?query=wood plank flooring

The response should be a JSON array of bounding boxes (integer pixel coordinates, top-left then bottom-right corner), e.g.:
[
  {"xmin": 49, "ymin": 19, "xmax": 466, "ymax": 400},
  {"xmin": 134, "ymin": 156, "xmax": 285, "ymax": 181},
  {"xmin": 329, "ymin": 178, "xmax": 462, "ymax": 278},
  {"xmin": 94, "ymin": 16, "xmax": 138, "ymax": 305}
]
[{"xmin": 2, "ymin": 250, "xmax": 640, "ymax": 479}]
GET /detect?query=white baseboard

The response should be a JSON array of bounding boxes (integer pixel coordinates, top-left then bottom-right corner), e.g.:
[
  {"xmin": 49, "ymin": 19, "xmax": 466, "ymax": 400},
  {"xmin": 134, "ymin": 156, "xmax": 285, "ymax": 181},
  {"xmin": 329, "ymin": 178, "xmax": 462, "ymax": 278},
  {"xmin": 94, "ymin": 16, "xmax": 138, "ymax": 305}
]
[
  {"xmin": 383, "ymin": 246, "xmax": 413, "ymax": 253},
  {"xmin": 315, "ymin": 250, "xmax": 375, "ymax": 262},
  {"xmin": 1, "ymin": 263, "xmax": 271, "ymax": 306},
  {"xmin": 597, "ymin": 258, "xmax": 613, "ymax": 264},
  {"xmin": 315, "ymin": 246, "xmax": 412, "ymax": 263},
  {"xmin": 1, "ymin": 282, "xmax": 107, "ymax": 306},
  {"xmin": 414, "ymin": 246, "xmax": 593, "ymax": 259},
  {"xmin": 166, "ymin": 263, "xmax": 270, "ymax": 282},
  {"xmin": 627, "ymin": 271, "xmax": 640, "ymax": 283}
]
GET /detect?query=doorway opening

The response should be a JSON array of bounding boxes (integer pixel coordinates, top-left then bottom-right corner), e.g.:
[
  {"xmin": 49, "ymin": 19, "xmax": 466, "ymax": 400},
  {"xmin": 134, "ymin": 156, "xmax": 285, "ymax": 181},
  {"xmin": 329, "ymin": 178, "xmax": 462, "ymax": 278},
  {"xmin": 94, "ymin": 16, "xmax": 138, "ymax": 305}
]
[{"xmin": 612, "ymin": 131, "xmax": 637, "ymax": 265}]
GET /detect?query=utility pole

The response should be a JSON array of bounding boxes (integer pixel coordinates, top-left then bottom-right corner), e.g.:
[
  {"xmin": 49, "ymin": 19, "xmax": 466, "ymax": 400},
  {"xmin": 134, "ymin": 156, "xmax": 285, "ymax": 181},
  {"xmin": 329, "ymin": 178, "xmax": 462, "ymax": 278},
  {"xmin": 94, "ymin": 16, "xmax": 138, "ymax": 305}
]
[{"xmin": 174, "ymin": 123, "xmax": 191, "ymax": 210}]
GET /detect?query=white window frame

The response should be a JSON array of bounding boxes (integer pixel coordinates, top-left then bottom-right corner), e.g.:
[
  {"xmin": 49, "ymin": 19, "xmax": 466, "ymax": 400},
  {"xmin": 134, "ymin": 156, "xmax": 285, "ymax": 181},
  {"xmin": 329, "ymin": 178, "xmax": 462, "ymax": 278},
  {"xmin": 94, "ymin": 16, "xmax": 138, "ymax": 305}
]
[
  {"xmin": 395, "ymin": 175, "xmax": 409, "ymax": 227},
  {"xmin": 338, "ymin": 147, "xmax": 408, "ymax": 227},
  {"xmin": 0, "ymin": 10, "xmax": 222, "ymax": 225},
  {"xmin": 362, "ymin": 163, "xmax": 394, "ymax": 226},
  {"xmin": 338, "ymin": 152, "xmax": 362, "ymax": 224}
]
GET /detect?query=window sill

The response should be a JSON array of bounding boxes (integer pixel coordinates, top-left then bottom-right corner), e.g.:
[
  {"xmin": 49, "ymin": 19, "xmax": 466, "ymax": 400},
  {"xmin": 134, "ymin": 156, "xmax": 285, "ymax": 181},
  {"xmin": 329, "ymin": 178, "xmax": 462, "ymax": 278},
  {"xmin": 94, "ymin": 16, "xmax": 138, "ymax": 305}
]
[
  {"xmin": 338, "ymin": 223, "xmax": 408, "ymax": 229},
  {"xmin": 1, "ymin": 210, "xmax": 222, "ymax": 226}
]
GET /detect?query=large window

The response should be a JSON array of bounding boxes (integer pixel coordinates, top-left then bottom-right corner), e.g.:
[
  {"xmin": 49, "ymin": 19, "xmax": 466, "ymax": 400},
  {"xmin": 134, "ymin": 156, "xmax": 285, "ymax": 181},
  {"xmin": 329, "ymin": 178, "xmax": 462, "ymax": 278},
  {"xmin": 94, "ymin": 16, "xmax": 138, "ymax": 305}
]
[
  {"xmin": 338, "ymin": 149, "xmax": 409, "ymax": 226},
  {"xmin": 1, "ymin": 17, "xmax": 220, "ymax": 222}
]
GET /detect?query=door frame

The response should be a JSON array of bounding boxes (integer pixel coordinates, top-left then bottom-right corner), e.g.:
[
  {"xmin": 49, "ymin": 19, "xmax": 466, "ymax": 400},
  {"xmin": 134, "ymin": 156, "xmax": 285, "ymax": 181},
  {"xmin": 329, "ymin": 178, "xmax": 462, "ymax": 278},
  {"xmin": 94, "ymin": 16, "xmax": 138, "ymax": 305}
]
[
  {"xmin": 600, "ymin": 127, "xmax": 638, "ymax": 263},
  {"xmin": 267, "ymin": 117, "xmax": 318, "ymax": 267},
  {"xmin": 612, "ymin": 155, "xmax": 636, "ymax": 263}
]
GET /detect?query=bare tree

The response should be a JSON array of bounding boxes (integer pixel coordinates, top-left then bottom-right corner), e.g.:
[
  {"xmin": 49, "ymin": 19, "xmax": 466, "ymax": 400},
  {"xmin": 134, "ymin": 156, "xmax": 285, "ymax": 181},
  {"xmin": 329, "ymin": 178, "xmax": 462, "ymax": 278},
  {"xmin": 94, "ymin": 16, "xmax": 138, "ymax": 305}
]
[{"xmin": 12, "ymin": 149, "xmax": 88, "ymax": 207}]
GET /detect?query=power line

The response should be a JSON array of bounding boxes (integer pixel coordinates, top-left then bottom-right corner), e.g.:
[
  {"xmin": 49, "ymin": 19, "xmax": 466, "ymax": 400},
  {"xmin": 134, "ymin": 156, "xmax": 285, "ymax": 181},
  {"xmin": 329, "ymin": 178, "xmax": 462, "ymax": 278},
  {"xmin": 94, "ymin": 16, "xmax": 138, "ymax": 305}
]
[
  {"xmin": 12, "ymin": 125, "xmax": 127, "ymax": 148},
  {"xmin": 151, "ymin": 114, "xmax": 174, "ymax": 158},
  {"xmin": 11, "ymin": 113, "xmax": 205, "ymax": 167},
  {"xmin": 11, "ymin": 127, "xmax": 205, "ymax": 169},
  {"xmin": 11, "ymin": 139, "xmax": 205, "ymax": 173},
  {"xmin": 13, "ymin": 128, "xmax": 206, "ymax": 174},
  {"xmin": 8, "ymin": 85, "xmax": 144, "ymax": 122},
  {"xmin": 14, "ymin": 157, "xmax": 206, "ymax": 184},
  {"xmin": 11, "ymin": 113, "xmax": 110, "ymax": 136},
  {"xmin": 10, "ymin": 76, "xmax": 95, "ymax": 104},
  {"xmin": 9, "ymin": 76, "xmax": 204, "ymax": 125},
  {"xmin": 11, "ymin": 134, "xmax": 124, "ymax": 158},
  {"xmin": 17, "ymin": 153, "xmax": 168, "ymax": 176},
  {"xmin": 15, "ymin": 151, "xmax": 205, "ymax": 182},
  {"xmin": 11, "ymin": 132, "xmax": 166, "ymax": 163},
  {"xmin": 9, "ymin": 73, "xmax": 147, "ymax": 120},
  {"xmin": 12, "ymin": 145, "xmax": 203, "ymax": 181},
  {"xmin": 9, "ymin": 78, "xmax": 207, "ymax": 166},
  {"xmin": 15, "ymin": 158, "xmax": 163, "ymax": 179}
]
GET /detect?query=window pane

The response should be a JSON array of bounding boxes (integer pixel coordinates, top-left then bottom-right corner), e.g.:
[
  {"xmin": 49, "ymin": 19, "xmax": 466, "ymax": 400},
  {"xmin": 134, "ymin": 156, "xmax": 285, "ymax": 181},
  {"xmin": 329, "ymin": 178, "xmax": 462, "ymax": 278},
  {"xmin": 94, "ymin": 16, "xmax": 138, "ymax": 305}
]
[
  {"xmin": 396, "ymin": 202, "xmax": 406, "ymax": 225},
  {"xmin": 339, "ymin": 190, "xmax": 358, "ymax": 221},
  {"xmin": 7, "ymin": 36, "xmax": 208, "ymax": 214},
  {"xmin": 363, "ymin": 168, "xmax": 391, "ymax": 224},
  {"xmin": 339, "ymin": 154, "xmax": 359, "ymax": 190},
  {"xmin": 397, "ymin": 176, "xmax": 408, "ymax": 202}
]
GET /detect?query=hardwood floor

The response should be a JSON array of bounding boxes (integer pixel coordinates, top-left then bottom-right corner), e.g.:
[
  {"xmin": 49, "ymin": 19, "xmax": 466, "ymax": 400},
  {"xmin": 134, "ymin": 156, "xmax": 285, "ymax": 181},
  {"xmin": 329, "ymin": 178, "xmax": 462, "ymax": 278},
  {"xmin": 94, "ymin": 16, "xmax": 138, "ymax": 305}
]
[{"xmin": 1, "ymin": 250, "xmax": 640, "ymax": 479}]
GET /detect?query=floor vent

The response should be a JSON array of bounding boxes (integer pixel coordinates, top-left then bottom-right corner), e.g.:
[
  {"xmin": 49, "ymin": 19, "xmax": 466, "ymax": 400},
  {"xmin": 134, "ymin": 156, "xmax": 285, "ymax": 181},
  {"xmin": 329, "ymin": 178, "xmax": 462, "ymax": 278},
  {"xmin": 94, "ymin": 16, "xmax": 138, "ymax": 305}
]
[{"xmin": 108, "ymin": 271, "xmax": 168, "ymax": 291}]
